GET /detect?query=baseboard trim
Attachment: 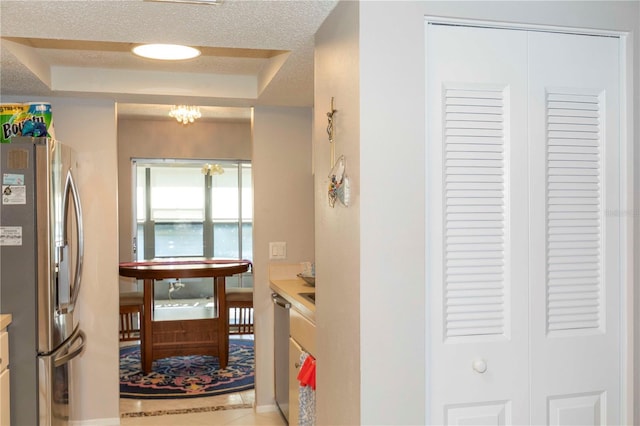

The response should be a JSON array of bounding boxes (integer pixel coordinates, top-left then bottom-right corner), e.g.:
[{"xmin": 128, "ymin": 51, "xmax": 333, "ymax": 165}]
[
  {"xmin": 71, "ymin": 417, "xmax": 120, "ymax": 426},
  {"xmin": 255, "ymin": 403, "xmax": 279, "ymax": 414}
]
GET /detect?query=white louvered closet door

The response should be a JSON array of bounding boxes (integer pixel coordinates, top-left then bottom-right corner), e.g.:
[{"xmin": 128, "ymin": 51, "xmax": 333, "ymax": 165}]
[
  {"xmin": 426, "ymin": 23, "xmax": 622, "ymax": 425},
  {"xmin": 426, "ymin": 24, "xmax": 530, "ymax": 425},
  {"xmin": 528, "ymin": 31, "xmax": 620, "ymax": 425}
]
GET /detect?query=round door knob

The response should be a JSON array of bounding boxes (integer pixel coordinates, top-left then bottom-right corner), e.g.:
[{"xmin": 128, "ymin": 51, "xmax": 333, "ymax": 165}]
[{"xmin": 472, "ymin": 359, "xmax": 487, "ymax": 374}]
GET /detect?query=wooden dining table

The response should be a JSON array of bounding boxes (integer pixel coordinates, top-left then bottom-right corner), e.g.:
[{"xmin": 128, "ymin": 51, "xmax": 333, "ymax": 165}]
[{"xmin": 118, "ymin": 258, "xmax": 252, "ymax": 373}]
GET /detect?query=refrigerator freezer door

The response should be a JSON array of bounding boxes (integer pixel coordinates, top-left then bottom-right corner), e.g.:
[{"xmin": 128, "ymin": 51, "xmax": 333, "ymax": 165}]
[
  {"xmin": 1, "ymin": 139, "xmax": 41, "ymax": 426},
  {"xmin": 57, "ymin": 170, "xmax": 84, "ymax": 314},
  {"xmin": 1, "ymin": 137, "xmax": 85, "ymax": 426},
  {"xmin": 35, "ymin": 139, "xmax": 84, "ymax": 353},
  {"xmin": 38, "ymin": 326, "xmax": 86, "ymax": 426}
]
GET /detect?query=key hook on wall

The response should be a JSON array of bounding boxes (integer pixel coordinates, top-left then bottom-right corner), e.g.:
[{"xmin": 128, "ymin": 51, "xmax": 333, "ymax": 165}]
[
  {"xmin": 327, "ymin": 96, "xmax": 337, "ymax": 168},
  {"xmin": 326, "ymin": 97, "xmax": 350, "ymax": 208}
]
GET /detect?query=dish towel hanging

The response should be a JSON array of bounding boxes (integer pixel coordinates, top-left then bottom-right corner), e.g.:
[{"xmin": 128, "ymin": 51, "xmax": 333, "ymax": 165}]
[{"xmin": 297, "ymin": 352, "xmax": 316, "ymax": 426}]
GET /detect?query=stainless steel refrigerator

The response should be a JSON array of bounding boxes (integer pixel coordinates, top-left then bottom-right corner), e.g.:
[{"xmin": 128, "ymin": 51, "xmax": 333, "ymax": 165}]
[{"xmin": 0, "ymin": 136, "xmax": 86, "ymax": 426}]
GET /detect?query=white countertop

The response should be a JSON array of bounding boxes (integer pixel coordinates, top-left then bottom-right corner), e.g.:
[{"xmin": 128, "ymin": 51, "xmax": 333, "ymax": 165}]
[{"xmin": 0, "ymin": 314, "xmax": 12, "ymax": 330}]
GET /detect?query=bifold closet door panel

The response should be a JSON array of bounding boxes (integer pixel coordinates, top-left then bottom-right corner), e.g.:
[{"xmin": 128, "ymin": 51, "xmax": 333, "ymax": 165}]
[
  {"xmin": 527, "ymin": 31, "xmax": 621, "ymax": 426},
  {"xmin": 427, "ymin": 23, "xmax": 622, "ymax": 425},
  {"xmin": 426, "ymin": 23, "xmax": 530, "ymax": 425}
]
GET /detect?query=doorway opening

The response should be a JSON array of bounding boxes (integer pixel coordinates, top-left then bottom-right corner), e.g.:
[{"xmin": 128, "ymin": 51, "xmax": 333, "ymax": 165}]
[{"xmin": 119, "ymin": 158, "xmax": 255, "ymax": 416}]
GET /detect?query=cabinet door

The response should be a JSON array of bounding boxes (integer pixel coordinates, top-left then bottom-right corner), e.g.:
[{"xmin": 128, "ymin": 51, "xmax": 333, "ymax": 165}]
[
  {"xmin": 0, "ymin": 368, "xmax": 9, "ymax": 426},
  {"xmin": 0, "ymin": 331, "xmax": 7, "ymax": 374},
  {"xmin": 289, "ymin": 337, "xmax": 304, "ymax": 426},
  {"xmin": 0, "ymin": 330, "xmax": 7, "ymax": 426}
]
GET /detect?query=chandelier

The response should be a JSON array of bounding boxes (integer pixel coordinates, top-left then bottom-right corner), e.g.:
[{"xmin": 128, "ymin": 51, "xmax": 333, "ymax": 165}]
[
  {"xmin": 201, "ymin": 163, "xmax": 225, "ymax": 176},
  {"xmin": 169, "ymin": 105, "xmax": 202, "ymax": 125}
]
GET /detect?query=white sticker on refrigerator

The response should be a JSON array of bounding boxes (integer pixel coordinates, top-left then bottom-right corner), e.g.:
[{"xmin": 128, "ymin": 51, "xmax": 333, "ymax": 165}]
[
  {"xmin": 3, "ymin": 173, "xmax": 24, "ymax": 185},
  {"xmin": 2, "ymin": 185, "xmax": 26, "ymax": 204},
  {"xmin": 0, "ymin": 226, "xmax": 22, "ymax": 246}
]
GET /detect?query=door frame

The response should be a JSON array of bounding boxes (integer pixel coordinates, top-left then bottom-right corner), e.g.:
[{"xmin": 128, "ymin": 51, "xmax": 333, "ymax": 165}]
[{"xmin": 424, "ymin": 16, "xmax": 635, "ymax": 424}]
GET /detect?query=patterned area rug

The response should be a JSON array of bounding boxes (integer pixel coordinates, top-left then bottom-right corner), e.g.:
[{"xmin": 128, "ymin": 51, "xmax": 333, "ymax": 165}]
[{"xmin": 120, "ymin": 340, "xmax": 254, "ymax": 399}]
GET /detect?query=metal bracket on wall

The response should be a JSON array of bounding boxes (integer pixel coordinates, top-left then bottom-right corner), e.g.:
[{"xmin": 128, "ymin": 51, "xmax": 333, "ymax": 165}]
[{"xmin": 326, "ymin": 96, "xmax": 337, "ymax": 168}]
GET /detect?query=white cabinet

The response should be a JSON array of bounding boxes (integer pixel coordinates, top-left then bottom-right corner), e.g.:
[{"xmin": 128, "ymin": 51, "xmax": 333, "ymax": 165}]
[
  {"xmin": 0, "ymin": 319, "xmax": 10, "ymax": 426},
  {"xmin": 0, "ymin": 369, "xmax": 8, "ymax": 426},
  {"xmin": 290, "ymin": 307, "xmax": 316, "ymax": 357},
  {"xmin": 288, "ymin": 337, "xmax": 304, "ymax": 426},
  {"xmin": 269, "ymin": 272, "xmax": 316, "ymax": 426},
  {"xmin": 288, "ymin": 307, "xmax": 316, "ymax": 426}
]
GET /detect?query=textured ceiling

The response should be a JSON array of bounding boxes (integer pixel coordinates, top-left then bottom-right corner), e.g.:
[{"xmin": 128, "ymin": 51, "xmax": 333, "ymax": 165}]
[{"xmin": 0, "ymin": 0, "xmax": 338, "ymax": 121}]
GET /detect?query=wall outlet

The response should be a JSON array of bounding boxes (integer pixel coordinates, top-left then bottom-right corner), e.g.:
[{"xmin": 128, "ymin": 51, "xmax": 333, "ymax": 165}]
[{"xmin": 269, "ymin": 242, "xmax": 287, "ymax": 260}]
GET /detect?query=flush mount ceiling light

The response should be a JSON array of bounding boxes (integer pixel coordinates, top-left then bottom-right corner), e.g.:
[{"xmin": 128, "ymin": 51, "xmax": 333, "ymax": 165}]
[
  {"xmin": 132, "ymin": 44, "xmax": 201, "ymax": 60},
  {"xmin": 169, "ymin": 105, "xmax": 202, "ymax": 125}
]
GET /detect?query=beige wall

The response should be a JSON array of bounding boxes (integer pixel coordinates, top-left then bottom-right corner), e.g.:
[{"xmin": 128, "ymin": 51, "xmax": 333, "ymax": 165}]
[
  {"xmin": 116, "ymin": 118, "xmax": 252, "ymax": 266},
  {"xmin": 57, "ymin": 97, "xmax": 120, "ymax": 424},
  {"xmin": 252, "ymin": 106, "xmax": 315, "ymax": 410},
  {"xmin": 314, "ymin": 2, "xmax": 362, "ymax": 425}
]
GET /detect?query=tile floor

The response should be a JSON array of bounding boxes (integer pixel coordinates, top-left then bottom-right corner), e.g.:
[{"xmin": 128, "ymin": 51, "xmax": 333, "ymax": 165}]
[
  {"xmin": 120, "ymin": 409, "xmax": 285, "ymax": 425},
  {"xmin": 120, "ymin": 389, "xmax": 286, "ymax": 425},
  {"xmin": 120, "ymin": 301, "xmax": 285, "ymax": 425}
]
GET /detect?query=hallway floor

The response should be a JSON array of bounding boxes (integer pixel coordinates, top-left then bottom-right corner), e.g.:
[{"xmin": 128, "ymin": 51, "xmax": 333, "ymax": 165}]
[
  {"xmin": 120, "ymin": 390, "xmax": 285, "ymax": 425},
  {"xmin": 119, "ymin": 300, "xmax": 285, "ymax": 425},
  {"xmin": 120, "ymin": 407, "xmax": 285, "ymax": 425}
]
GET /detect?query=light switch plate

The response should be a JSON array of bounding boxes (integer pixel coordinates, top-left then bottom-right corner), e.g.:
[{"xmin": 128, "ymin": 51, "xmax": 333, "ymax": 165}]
[{"xmin": 269, "ymin": 242, "xmax": 287, "ymax": 260}]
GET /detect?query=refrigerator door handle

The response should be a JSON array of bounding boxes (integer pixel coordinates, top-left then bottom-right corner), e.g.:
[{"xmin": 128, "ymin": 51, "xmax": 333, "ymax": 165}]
[
  {"xmin": 39, "ymin": 325, "xmax": 86, "ymax": 426},
  {"xmin": 54, "ymin": 326, "xmax": 86, "ymax": 368},
  {"xmin": 62, "ymin": 170, "xmax": 84, "ymax": 312}
]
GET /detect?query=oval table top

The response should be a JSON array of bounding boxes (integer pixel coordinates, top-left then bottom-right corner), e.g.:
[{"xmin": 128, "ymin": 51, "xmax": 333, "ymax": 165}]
[{"xmin": 119, "ymin": 257, "xmax": 252, "ymax": 280}]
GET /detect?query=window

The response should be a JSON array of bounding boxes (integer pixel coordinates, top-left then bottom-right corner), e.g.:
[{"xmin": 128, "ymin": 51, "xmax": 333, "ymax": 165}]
[{"xmin": 133, "ymin": 159, "xmax": 252, "ymax": 289}]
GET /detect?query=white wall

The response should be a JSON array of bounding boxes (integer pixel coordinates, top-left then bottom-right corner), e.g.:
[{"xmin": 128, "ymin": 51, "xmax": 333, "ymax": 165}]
[
  {"xmin": 252, "ymin": 106, "xmax": 315, "ymax": 410},
  {"xmin": 359, "ymin": 3, "xmax": 429, "ymax": 425},
  {"xmin": 3, "ymin": 95, "xmax": 121, "ymax": 424},
  {"xmin": 315, "ymin": 1, "xmax": 639, "ymax": 425}
]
